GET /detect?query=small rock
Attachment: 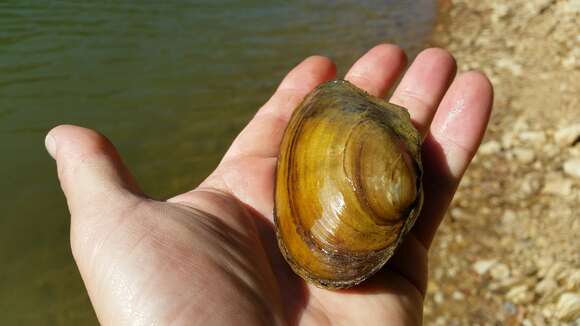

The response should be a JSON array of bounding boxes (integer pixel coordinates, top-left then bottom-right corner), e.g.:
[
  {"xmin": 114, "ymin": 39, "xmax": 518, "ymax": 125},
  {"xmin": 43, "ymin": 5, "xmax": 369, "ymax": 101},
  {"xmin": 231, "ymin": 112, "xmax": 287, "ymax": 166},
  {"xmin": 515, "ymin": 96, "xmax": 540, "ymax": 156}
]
[
  {"xmin": 555, "ymin": 292, "xmax": 580, "ymax": 321},
  {"xmin": 427, "ymin": 280, "xmax": 439, "ymax": 292},
  {"xmin": 450, "ymin": 207, "xmax": 469, "ymax": 221},
  {"xmin": 502, "ymin": 133, "xmax": 515, "ymax": 149},
  {"xmin": 535, "ymin": 278, "xmax": 558, "ymax": 298},
  {"xmin": 562, "ymin": 52, "xmax": 579, "ymax": 69},
  {"xmin": 521, "ymin": 319, "xmax": 533, "ymax": 326},
  {"xmin": 559, "ymin": 0, "xmax": 580, "ymax": 15},
  {"xmin": 479, "ymin": 140, "xmax": 502, "ymax": 155},
  {"xmin": 565, "ymin": 269, "xmax": 580, "ymax": 290},
  {"xmin": 542, "ymin": 174, "xmax": 573, "ymax": 196},
  {"xmin": 536, "ymin": 257, "xmax": 555, "ymax": 272},
  {"xmin": 434, "ymin": 316, "xmax": 447, "ymax": 325},
  {"xmin": 433, "ymin": 291, "xmax": 444, "ymax": 304},
  {"xmin": 502, "ymin": 210, "xmax": 517, "ymax": 224},
  {"xmin": 447, "ymin": 266, "xmax": 458, "ymax": 278},
  {"xmin": 546, "ymin": 263, "xmax": 567, "ymax": 281},
  {"xmin": 519, "ymin": 131, "xmax": 547, "ymax": 143},
  {"xmin": 491, "ymin": 263, "xmax": 511, "ymax": 280},
  {"xmin": 473, "ymin": 259, "xmax": 497, "ymax": 275},
  {"xmin": 554, "ymin": 124, "xmax": 580, "ymax": 146},
  {"xmin": 525, "ymin": 0, "xmax": 554, "ymax": 15},
  {"xmin": 521, "ymin": 262, "xmax": 538, "ymax": 277},
  {"xmin": 452, "ymin": 291, "xmax": 465, "ymax": 300},
  {"xmin": 496, "ymin": 57, "xmax": 523, "ymax": 76},
  {"xmin": 503, "ymin": 301, "xmax": 518, "ymax": 315},
  {"xmin": 521, "ymin": 174, "xmax": 542, "ymax": 195},
  {"xmin": 433, "ymin": 268, "xmax": 444, "ymax": 280},
  {"xmin": 507, "ymin": 285, "xmax": 534, "ymax": 304},
  {"xmin": 530, "ymin": 312, "xmax": 547, "ymax": 326},
  {"xmin": 488, "ymin": 276, "xmax": 517, "ymax": 292},
  {"xmin": 513, "ymin": 148, "xmax": 536, "ymax": 164},
  {"xmin": 542, "ymin": 305, "xmax": 555, "ymax": 320},
  {"xmin": 490, "ymin": 3, "xmax": 510, "ymax": 22},
  {"xmin": 513, "ymin": 119, "xmax": 530, "ymax": 132},
  {"xmin": 563, "ymin": 158, "xmax": 580, "ymax": 178}
]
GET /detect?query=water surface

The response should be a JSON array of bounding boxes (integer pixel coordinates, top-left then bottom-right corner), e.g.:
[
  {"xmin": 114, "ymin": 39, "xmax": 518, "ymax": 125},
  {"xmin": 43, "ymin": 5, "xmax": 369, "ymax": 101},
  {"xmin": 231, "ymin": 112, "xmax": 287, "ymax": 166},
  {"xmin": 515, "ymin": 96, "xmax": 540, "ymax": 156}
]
[{"xmin": 0, "ymin": 1, "xmax": 436, "ymax": 323}]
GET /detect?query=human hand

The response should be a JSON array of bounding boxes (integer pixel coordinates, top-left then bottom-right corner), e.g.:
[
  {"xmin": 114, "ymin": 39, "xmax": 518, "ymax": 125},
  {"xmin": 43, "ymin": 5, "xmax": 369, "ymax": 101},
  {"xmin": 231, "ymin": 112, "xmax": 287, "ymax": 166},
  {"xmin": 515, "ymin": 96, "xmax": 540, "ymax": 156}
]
[{"xmin": 45, "ymin": 44, "xmax": 492, "ymax": 325}]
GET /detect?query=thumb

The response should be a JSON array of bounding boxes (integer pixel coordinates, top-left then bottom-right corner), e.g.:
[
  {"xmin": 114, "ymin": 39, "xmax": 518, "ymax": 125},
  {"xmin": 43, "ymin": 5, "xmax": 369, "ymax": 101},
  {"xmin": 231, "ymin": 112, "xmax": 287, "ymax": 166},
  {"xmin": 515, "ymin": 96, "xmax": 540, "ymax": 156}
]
[{"xmin": 45, "ymin": 125, "xmax": 143, "ymax": 216}]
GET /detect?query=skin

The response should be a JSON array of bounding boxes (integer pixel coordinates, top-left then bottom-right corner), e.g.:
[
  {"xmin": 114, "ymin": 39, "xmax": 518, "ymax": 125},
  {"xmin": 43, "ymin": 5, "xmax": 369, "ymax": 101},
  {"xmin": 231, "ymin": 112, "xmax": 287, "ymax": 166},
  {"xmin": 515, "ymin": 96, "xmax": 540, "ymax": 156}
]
[{"xmin": 45, "ymin": 44, "xmax": 493, "ymax": 325}]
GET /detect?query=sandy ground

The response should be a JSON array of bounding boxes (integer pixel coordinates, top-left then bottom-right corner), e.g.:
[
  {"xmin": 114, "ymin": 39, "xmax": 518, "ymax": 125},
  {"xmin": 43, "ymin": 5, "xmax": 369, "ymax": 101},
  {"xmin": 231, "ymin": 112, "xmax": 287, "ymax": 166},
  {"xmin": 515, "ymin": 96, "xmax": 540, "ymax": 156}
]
[{"xmin": 423, "ymin": 0, "xmax": 580, "ymax": 324}]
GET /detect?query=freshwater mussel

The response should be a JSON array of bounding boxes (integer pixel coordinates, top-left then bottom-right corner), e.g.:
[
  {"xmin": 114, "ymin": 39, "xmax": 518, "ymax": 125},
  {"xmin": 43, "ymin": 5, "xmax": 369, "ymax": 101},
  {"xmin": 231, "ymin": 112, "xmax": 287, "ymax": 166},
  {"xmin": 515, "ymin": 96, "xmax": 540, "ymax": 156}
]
[{"xmin": 274, "ymin": 80, "xmax": 423, "ymax": 289}]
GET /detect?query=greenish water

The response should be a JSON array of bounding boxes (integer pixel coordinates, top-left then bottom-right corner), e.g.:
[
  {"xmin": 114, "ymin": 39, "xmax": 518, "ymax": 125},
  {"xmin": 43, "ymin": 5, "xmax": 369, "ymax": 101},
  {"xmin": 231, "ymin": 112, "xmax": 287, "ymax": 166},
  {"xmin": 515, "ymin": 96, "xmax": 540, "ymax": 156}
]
[{"xmin": 0, "ymin": 1, "xmax": 435, "ymax": 324}]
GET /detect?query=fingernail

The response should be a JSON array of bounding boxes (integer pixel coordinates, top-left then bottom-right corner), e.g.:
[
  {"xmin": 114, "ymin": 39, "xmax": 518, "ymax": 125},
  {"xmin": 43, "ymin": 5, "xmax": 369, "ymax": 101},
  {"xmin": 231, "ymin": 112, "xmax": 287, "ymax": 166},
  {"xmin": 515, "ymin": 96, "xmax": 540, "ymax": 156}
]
[{"xmin": 45, "ymin": 133, "xmax": 56, "ymax": 158}]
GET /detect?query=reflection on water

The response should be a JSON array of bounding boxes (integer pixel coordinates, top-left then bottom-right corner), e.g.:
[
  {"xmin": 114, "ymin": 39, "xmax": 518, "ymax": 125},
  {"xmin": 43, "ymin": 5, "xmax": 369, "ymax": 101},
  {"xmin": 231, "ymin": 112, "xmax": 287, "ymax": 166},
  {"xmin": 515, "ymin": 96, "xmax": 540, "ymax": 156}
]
[{"xmin": 0, "ymin": 0, "xmax": 435, "ymax": 323}]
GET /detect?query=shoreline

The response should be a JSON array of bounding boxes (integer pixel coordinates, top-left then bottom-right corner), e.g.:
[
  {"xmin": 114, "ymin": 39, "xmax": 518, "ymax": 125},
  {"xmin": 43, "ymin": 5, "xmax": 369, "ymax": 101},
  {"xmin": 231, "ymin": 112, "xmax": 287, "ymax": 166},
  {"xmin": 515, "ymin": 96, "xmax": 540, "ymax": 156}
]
[{"xmin": 425, "ymin": 0, "xmax": 579, "ymax": 324}]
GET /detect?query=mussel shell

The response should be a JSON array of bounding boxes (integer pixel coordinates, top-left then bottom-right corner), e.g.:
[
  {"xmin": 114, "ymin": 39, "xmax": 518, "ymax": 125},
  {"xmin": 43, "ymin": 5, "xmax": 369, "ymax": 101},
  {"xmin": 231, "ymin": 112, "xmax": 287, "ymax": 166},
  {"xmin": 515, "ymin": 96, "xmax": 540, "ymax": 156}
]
[{"xmin": 274, "ymin": 80, "xmax": 423, "ymax": 289}]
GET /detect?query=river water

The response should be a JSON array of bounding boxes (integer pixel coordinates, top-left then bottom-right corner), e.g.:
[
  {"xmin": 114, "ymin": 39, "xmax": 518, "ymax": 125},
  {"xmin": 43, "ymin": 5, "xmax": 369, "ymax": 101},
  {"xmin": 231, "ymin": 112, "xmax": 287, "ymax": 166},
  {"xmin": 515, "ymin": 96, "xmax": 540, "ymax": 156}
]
[{"xmin": 0, "ymin": 1, "xmax": 436, "ymax": 324}]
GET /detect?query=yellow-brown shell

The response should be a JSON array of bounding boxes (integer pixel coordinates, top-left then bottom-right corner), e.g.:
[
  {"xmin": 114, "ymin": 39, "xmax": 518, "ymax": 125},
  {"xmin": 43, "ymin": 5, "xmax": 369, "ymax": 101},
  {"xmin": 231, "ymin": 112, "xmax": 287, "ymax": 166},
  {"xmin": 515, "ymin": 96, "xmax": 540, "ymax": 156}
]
[{"xmin": 274, "ymin": 80, "xmax": 423, "ymax": 289}]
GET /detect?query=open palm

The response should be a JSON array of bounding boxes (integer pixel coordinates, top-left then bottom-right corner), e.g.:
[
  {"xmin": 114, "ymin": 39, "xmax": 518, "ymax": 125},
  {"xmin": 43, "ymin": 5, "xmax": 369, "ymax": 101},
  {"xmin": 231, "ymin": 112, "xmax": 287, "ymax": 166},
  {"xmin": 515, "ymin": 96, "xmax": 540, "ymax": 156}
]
[{"xmin": 46, "ymin": 44, "xmax": 492, "ymax": 325}]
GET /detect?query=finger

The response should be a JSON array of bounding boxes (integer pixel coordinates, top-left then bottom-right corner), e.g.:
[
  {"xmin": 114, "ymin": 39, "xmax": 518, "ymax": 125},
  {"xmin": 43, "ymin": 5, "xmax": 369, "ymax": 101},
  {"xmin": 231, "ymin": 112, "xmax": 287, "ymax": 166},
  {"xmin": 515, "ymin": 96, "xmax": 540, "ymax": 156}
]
[
  {"xmin": 390, "ymin": 48, "xmax": 456, "ymax": 136},
  {"xmin": 222, "ymin": 56, "xmax": 336, "ymax": 161},
  {"xmin": 45, "ymin": 125, "xmax": 143, "ymax": 217},
  {"xmin": 344, "ymin": 43, "xmax": 407, "ymax": 97},
  {"xmin": 412, "ymin": 71, "xmax": 493, "ymax": 248}
]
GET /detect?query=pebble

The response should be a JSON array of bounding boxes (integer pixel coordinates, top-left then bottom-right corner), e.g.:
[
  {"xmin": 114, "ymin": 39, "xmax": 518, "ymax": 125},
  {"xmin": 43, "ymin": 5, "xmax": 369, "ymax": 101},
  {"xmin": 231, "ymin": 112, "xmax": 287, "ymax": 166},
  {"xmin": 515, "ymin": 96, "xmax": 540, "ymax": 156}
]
[
  {"xmin": 563, "ymin": 158, "xmax": 580, "ymax": 178},
  {"xmin": 521, "ymin": 174, "xmax": 542, "ymax": 195},
  {"xmin": 521, "ymin": 319, "xmax": 533, "ymax": 326},
  {"xmin": 473, "ymin": 259, "xmax": 498, "ymax": 275},
  {"xmin": 490, "ymin": 263, "xmax": 511, "ymax": 281},
  {"xmin": 542, "ymin": 175, "xmax": 573, "ymax": 196},
  {"xmin": 524, "ymin": 0, "xmax": 554, "ymax": 15},
  {"xmin": 434, "ymin": 292, "xmax": 445, "ymax": 304},
  {"xmin": 452, "ymin": 291, "xmax": 465, "ymax": 300},
  {"xmin": 450, "ymin": 207, "xmax": 469, "ymax": 221},
  {"xmin": 565, "ymin": 269, "xmax": 580, "ymax": 290},
  {"xmin": 536, "ymin": 257, "xmax": 555, "ymax": 272},
  {"xmin": 546, "ymin": 263, "xmax": 567, "ymax": 281},
  {"xmin": 530, "ymin": 313, "xmax": 547, "ymax": 326},
  {"xmin": 479, "ymin": 140, "xmax": 502, "ymax": 155},
  {"xmin": 496, "ymin": 57, "xmax": 523, "ymax": 76},
  {"xmin": 519, "ymin": 131, "xmax": 547, "ymax": 144},
  {"xmin": 490, "ymin": 2, "xmax": 510, "ymax": 22},
  {"xmin": 513, "ymin": 148, "xmax": 536, "ymax": 164},
  {"xmin": 502, "ymin": 133, "xmax": 515, "ymax": 149},
  {"xmin": 503, "ymin": 301, "xmax": 518, "ymax": 315},
  {"xmin": 535, "ymin": 278, "xmax": 558, "ymax": 299},
  {"xmin": 542, "ymin": 305, "xmax": 555, "ymax": 320},
  {"xmin": 428, "ymin": 280, "xmax": 439, "ymax": 292},
  {"xmin": 554, "ymin": 124, "xmax": 580, "ymax": 146},
  {"xmin": 555, "ymin": 292, "xmax": 580, "ymax": 321},
  {"xmin": 559, "ymin": 0, "xmax": 580, "ymax": 15},
  {"xmin": 507, "ymin": 285, "xmax": 534, "ymax": 304},
  {"xmin": 502, "ymin": 210, "xmax": 517, "ymax": 224}
]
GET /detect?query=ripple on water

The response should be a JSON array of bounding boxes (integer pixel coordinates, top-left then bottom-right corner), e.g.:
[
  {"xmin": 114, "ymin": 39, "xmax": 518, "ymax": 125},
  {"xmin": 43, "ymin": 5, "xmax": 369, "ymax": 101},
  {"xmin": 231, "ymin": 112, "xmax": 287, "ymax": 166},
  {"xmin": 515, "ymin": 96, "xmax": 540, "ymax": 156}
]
[{"xmin": 0, "ymin": 1, "xmax": 437, "ymax": 324}]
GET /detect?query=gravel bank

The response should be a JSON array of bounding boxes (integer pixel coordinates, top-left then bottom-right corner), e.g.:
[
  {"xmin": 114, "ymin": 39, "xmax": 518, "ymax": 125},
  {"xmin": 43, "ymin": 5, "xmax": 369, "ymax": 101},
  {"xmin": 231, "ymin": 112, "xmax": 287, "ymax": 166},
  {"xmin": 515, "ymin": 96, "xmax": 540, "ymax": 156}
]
[{"xmin": 424, "ymin": 0, "xmax": 580, "ymax": 324}]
